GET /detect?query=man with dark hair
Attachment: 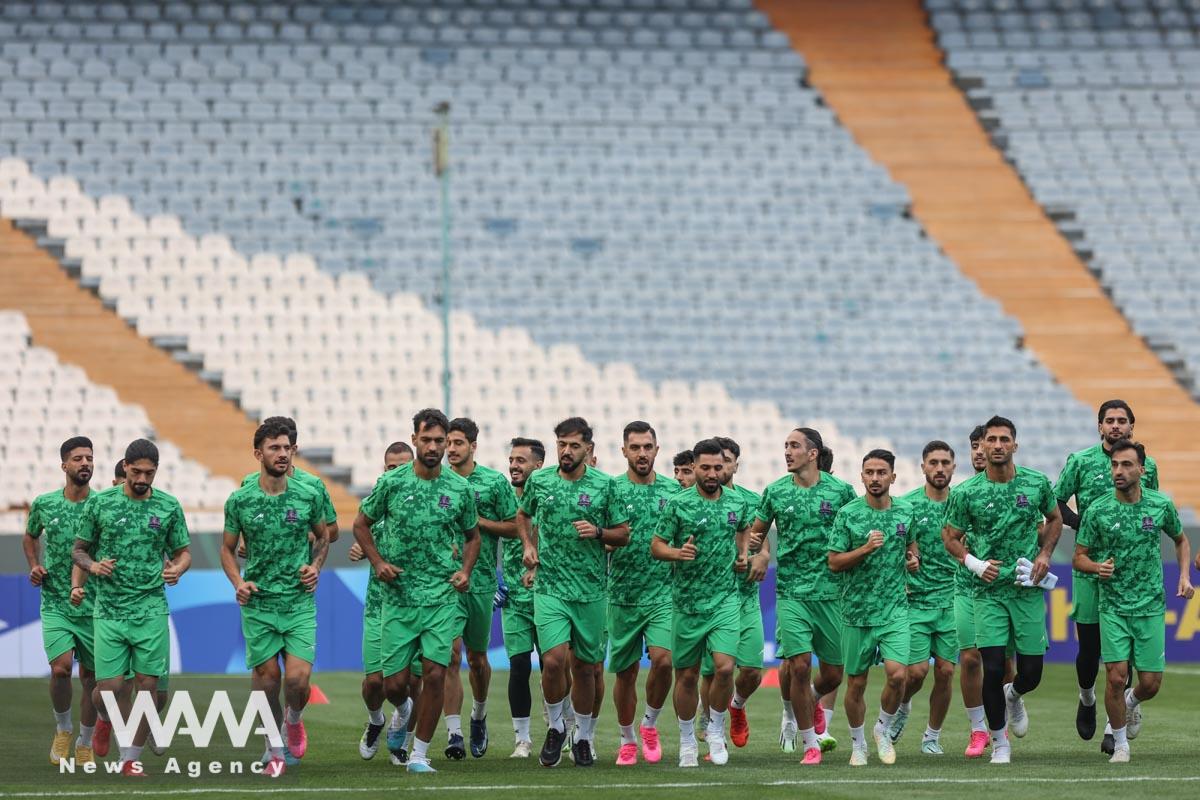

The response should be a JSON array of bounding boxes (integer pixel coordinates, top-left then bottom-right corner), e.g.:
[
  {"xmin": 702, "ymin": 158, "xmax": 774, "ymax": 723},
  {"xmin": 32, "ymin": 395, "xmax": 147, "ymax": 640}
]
[
  {"xmin": 72, "ymin": 439, "xmax": 191, "ymax": 776},
  {"xmin": 502, "ymin": 437, "xmax": 546, "ymax": 758},
  {"xmin": 1073, "ymin": 439, "xmax": 1192, "ymax": 763},
  {"xmin": 112, "ymin": 460, "xmax": 125, "ymax": 485},
  {"xmin": 220, "ymin": 422, "xmax": 330, "ymax": 777},
  {"xmin": 750, "ymin": 427, "xmax": 856, "ymax": 762},
  {"xmin": 518, "ymin": 417, "xmax": 630, "ymax": 767},
  {"xmin": 943, "ymin": 416, "xmax": 1062, "ymax": 764},
  {"xmin": 828, "ymin": 449, "xmax": 917, "ymax": 766},
  {"xmin": 386, "ymin": 441, "xmax": 414, "ymax": 459},
  {"xmin": 673, "ymin": 450, "xmax": 695, "ymax": 489},
  {"xmin": 818, "ymin": 447, "xmax": 835, "ymax": 474},
  {"xmin": 241, "ymin": 416, "xmax": 339, "ymax": 543},
  {"xmin": 25, "ymin": 436, "xmax": 98, "ymax": 766},
  {"xmin": 608, "ymin": 421, "xmax": 680, "ymax": 766},
  {"xmin": 443, "ymin": 417, "xmax": 519, "ymax": 760},
  {"xmin": 652, "ymin": 438, "xmax": 751, "ymax": 767},
  {"xmin": 1054, "ymin": 400, "xmax": 1159, "ymax": 752},
  {"xmin": 969, "ymin": 426, "xmax": 987, "ymax": 473},
  {"xmin": 891, "ymin": 441, "xmax": 958, "ymax": 753},
  {"xmin": 352, "ymin": 408, "xmax": 480, "ymax": 774}
]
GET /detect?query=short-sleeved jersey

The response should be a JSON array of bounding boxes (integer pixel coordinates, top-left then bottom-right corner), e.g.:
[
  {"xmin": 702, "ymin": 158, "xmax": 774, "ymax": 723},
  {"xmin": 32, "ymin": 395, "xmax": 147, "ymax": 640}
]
[
  {"xmin": 654, "ymin": 485, "xmax": 749, "ymax": 615},
  {"xmin": 460, "ymin": 463, "xmax": 519, "ymax": 596},
  {"xmin": 728, "ymin": 484, "xmax": 764, "ymax": 601},
  {"xmin": 223, "ymin": 477, "xmax": 323, "ymax": 611},
  {"xmin": 900, "ymin": 486, "xmax": 954, "ymax": 609},
  {"xmin": 827, "ymin": 496, "xmax": 915, "ymax": 626},
  {"xmin": 26, "ymin": 489, "xmax": 95, "ymax": 617},
  {"xmin": 1076, "ymin": 489, "xmax": 1182, "ymax": 616},
  {"xmin": 519, "ymin": 466, "xmax": 630, "ymax": 602},
  {"xmin": 359, "ymin": 463, "xmax": 478, "ymax": 607},
  {"xmin": 756, "ymin": 472, "xmax": 857, "ymax": 600},
  {"xmin": 76, "ymin": 486, "xmax": 190, "ymax": 619},
  {"xmin": 242, "ymin": 466, "xmax": 336, "ymax": 525},
  {"xmin": 945, "ymin": 466, "xmax": 1056, "ymax": 598},
  {"xmin": 608, "ymin": 473, "xmax": 680, "ymax": 607}
]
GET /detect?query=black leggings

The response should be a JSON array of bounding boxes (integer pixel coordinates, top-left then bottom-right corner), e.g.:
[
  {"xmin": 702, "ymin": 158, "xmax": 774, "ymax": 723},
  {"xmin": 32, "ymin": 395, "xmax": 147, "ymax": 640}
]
[
  {"xmin": 981, "ymin": 647, "xmax": 1043, "ymax": 731},
  {"xmin": 509, "ymin": 651, "xmax": 532, "ymax": 718},
  {"xmin": 1075, "ymin": 621, "xmax": 1101, "ymax": 690}
]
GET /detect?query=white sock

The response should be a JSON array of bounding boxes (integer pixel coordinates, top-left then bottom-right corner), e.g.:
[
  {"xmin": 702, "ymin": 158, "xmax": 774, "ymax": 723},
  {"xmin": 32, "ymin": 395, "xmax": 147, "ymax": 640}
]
[
  {"xmin": 1104, "ymin": 721, "xmax": 1113, "ymax": 735},
  {"xmin": 849, "ymin": 725, "xmax": 866, "ymax": 749},
  {"xmin": 679, "ymin": 716, "xmax": 696, "ymax": 746},
  {"xmin": 574, "ymin": 711, "xmax": 591, "ymax": 741},
  {"xmin": 708, "ymin": 707, "xmax": 727, "ymax": 740},
  {"xmin": 619, "ymin": 724, "xmax": 636, "ymax": 746},
  {"xmin": 584, "ymin": 714, "xmax": 597, "ymax": 742},
  {"xmin": 513, "ymin": 716, "xmax": 531, "ymax": 742},
  {"xmin": 966, "ymin": 705, "xmax": 987, "ymax": 733},
  {"xmin": 1112, "ymin": 726, "xmax": 1128, "ymax": 748},
  {"xmin": 285, "ymin": 707, "xmax": 303, "ymax": 725},
  {"xmin": 79, "ymin": 724, "xmax": 95, "ymax": 747},
  {"xmin": 800, "ymin": 726, "xmax": 819, "ymax": 751},
  {"xmin": 782, "ymin": 702, "xmax": 797, "ymax": 726},
  {"xmin": 923, "ymin": 725, "xmax": 940, "ymax": 742},
  {"xmin": 562, "ymin": 694, "xmax": 575, "ymax": 720},
  {"xmin": 1079, "ymin": 686, "xmax": 1096, "ymax": 706},
  {"xmin": 822, "ymin": 705, "xmax": 836, "ymax": 731},
  {"xmin": 731, "ymin": 691, "xmax": 747, "ymax": 710},
  {"xmin": 125, "ymin": 745, "xmax": 143, "ymax": 763},
  {"xmin": 368, "ymin": 707, "xmax": 385, "ymax": 726},
  {"xmin": 547, "ymin": 700, "xmax": 565, "ymax": 733},
  {"xmin": 471, "ymin": 700, "xmax": 487, "ymax": 721},
  {"xmin": 641, "ymin": 705, "xmax": 661, "ymax": 729},
  {"xmin": 877, "ymin": 707, "xmax": 896, "ymax": 730},
  {"xmin": 411, "ymin": 737, "xmax": 430, "ymax": 762},
  {"xmin": 898, "ymin": 700, "xmax": 912, "ymax": 715},
  {"xmin": 1125, "ymin": 688, "xmax": 1141, "ymax": 708},
  {"xmin": 446, "ymin": 714, "xmax": 462, "ymax": 737},
  {"xmin": 54, "ymin": 709, "xmax": 72, "ymax": 733},
  {"xmin": 404, "ymin": 730, "xmax": 415, "ymax": 749},
  {"xmin": 990, "ymin": 727, "xmax": 1008, "ymax": 746}
]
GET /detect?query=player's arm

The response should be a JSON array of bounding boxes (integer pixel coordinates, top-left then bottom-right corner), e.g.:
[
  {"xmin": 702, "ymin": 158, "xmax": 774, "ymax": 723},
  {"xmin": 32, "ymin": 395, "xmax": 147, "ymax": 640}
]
[
  {"xmin": 72, "ymin": 537, "xmax": 113, "ymax": 577},
  {"xmin": 1174, "ymin": 534, "xmax": 1194, "ymax": 598},
  {"xmin": 163, "ymin": 544, "xmax": 191, "ymax": 586},
  {"xmin": 593, "ymin": 520, "xmax": 629, "ymax": 547},
  {"xmin": 1032, "ymin": 500, "xmax": 1063, "ymax": 584},
  {"xmin": 941, "ymin": 521, "xmax": 1001, "ymax": 583},
  {"xmin": 22, "ymin": 531, "xmax": 47, "ymax": 586},
  {"xmin": 70, "ymin": 564, "xmax": 88, "ymax": 606},
  {"xmin": 1071, "ymin": 543, "xmax": 1112, "ymax": 580},
  {"xmin": 450, "ymin": 525, "xmax": 481, "ymax": 593},
  {"xmin": 747, "ymin": 515, "xmax": 770, "ymax": 550},
  {"xmin": 650, "ymin": 534, "xmax": 695, "ymax": 562},
  {"xmin": 905, "ymin": 539, "xmax": 920, "ymax": 573},
  {"xmin": 827, "ymin": 530, "xmax": 882, "ymax": 572},
  {"xmin": 1057, "ymin": 500, "xmax": 1080, "ymax": 531},
  {"xmin": 479, "ymin": 515, "xmax": 518, "ymax": 539},
  {"xmin": 298, "ymin": 519, "xmax": 330, "ymax": 593},
  {"xmin": 352, "ymin": 511, "xmax": 399, "ymax": 581},
  {"xmin": 745, "ymin": 525, "xmax": 770, "ymax": 582}
]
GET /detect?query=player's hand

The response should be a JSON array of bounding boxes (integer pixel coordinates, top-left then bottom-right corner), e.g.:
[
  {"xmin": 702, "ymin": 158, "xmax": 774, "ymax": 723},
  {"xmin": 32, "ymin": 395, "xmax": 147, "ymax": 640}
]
[
  {"xmin": 1177, "ymin": 575, "xmax": 1194, "ymax": 599},
  {"xmin": 733, "ymin": 554, "xmax": 748, "ymax": 573},
  {"xmin": 521, "ymin": 568, "xmax": 536, "ymax": 589},
  {"xmin": 374, "ymin": 562, "xmax": 401, "ymax": 583},
  {"xmin": 70, "ymin": 586, "xmax": 85, "ymax": 606},
  {"xmin": 1097, "ymin": 558, "xmax": 1114, "ymax": 581},
  {"xmin": 677, "ymin": 536, "xmax": 697, "ymax": 562},
  {"xmin": 449, "ymin": 570, "xmax": 470, "ymax": 593},
  {"xmin": 235, "ymin": 580, "xmax": 259, "ymax": 605},
  {"xmin": 980, "ymin": 560, "xmax": 1001, "ymax": 583},
  {"xmin": 28, "ymin": 565, "xmax": 48, "ymax": 586},
  {"xmin": 237, "ymin": 541, "xmax": 247, "ymax": 559},
  {"xmin": 864, "ymin": 530, "xmax": 885, "ymax": 553},
  {"xmin": 90, "ymin": 558, "xmax": 116, "ymax": 578},
  {"xmin": 906, "ymin": 551, "xmax": 920, "ymax": 574},
  {"xmin": 573, "ymin": 520, "xmax": 600, "ymax": 540},
  {"xmin": 348, "ymin": 542, "xmax": 365, "ymax": 562},
  {"xmin": 523, "ymin": 544, "xmax": 539, "ymax": 569},
  {"xmin": 1030, "ymin": 553, "xmax": 1051, "ymax": 585},
  {"xmin": 748, "ymin": 551, "xmax": 769, "ymax": 582},
  {"xmin": 299, "ymin": 564, "xmax": 319, "ymax": 592},
  {"xmin": 748, "ymin": 530, "xmax": 765, "ymax": 550},
  {"xmin": 162, "ymin": 561, "xmax": 183, "ymax": 585}
]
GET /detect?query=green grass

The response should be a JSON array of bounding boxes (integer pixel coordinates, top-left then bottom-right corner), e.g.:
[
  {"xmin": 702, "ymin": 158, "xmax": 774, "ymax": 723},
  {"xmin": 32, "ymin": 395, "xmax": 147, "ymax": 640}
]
[{"xmin": 1, "ymin": 665, "xmax": 1199, "ymax": 799}]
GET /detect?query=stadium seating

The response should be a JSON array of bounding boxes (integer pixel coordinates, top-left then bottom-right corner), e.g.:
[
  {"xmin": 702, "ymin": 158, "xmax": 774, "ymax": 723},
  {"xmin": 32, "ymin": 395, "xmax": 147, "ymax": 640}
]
[
  {"xmin": 929, "ymin": 0, "xmax": 1200, "ymax": 394},
  {"xmin": 0, "ymin": 0, "xmax": 1095, "ymax": 491}
]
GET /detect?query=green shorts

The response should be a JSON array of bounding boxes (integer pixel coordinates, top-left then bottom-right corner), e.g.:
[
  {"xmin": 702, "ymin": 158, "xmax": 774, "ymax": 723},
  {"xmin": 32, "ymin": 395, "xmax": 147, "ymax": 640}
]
[
  {"xmin": 842, "ymin": 614, "xmax": 910, "ymax": 676},
  {"xmin": 534, "ymin": 594, "xmax": 606, "ymax": 664},
  {"xmin": 607, "ymin": 601, "xmax": 673, "ymax": 674},
  {"xmin": 382, "ymin": 602, "xmax": 457, "ymax": 675},
  {"xmin": 241, "ymin": 604, "xmax": 317, "ymax": 669},
  {"xmin": 955, "ymin": 594, "xmax": 979, "ymax": 650},
  {"xmin": 94, "ymin": 615, "xmax": 169, "ymax": 681},
  {"xmin": 701, "ymin": 594, "xmax": 764, "ymax": 675},
  {"xmin": 974, "ymin": 590, "xmax": 1047, "ymax": 655},
  {"xmin": 1100, "ymin": 611, "xmax": 1165, "ymax": 673},
  {"xmin": 776, "ymin": 597, "xmax": 843, "ymax": 665},
  {"xmin": 453, "ymin": 592, "xmax": 495, "ymax": 654},
  {"xmin": 673, "ymin": 594, "xmax": 740, "ymax": 669},
  {"xmin": 1070, "ymin": 574, "xmax": 1099, "ymax": 625},
  {"xmin": 42, "ymin": 611, "xmax": 95, "ymax": 671},
  {"xmin": 908, "ymin": 604, "xmax": 958, "ymax": 665},
  {"xmin": 365, "ymin": 611, "xmax": 424, "ymax": 677},
  {"xmin": 502, "ymin": 601, "xmax": 536, "ymax": 659}
]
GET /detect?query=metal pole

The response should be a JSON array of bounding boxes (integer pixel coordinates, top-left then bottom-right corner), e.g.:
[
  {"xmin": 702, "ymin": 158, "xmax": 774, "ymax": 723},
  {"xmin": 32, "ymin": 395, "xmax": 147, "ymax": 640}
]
[{"xmin": 434, "ymin": 103, "xmax": 452, "ymax": 415}]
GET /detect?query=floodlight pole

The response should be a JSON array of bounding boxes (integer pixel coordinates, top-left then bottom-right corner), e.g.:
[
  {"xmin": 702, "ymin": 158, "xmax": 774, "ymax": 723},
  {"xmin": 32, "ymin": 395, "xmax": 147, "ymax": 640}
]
[{"xmin": 434, "ymin": 102, "xmax": 452, "ymax": 415}]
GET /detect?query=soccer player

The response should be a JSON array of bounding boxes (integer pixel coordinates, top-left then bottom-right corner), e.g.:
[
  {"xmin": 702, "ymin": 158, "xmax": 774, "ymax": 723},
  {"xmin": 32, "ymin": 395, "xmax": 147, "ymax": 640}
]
[
  {"xmin": 1072, "ymin": 439, "xmax": 1192, "ymax": 763},
  {"xmin": 1054, "ymin": 400, "xmax": 1158, "ymax": 750},
  {"xmin": 517, "ymin": 417, "xmax": 630, "ymax": 768},
  {"xmin": 673, "ymin": 450, "xmax": 695, "ymax": 488},
  {"xmin": 698, "ymin": 438, "xmax": 766, "ymax": 751},
  {"xmin": 608, "ymin": 421, "xmax": 679, "ymax": 766},
  {"xmin": 828, "ymin": 449, "xmax": 918, "ymax": 766},
  {"xmin": 444, "ymin": 417, "xmax": 519, "ymax": 759},
  {"xmin": 502, "ymin": 437, "xmax": 546, "ymax": 758},
  {"xmin": 651, "ymin": 438, "xmax": 750, "ymax": 767},
  {"xmin": 352, "ymin": 409, "xmax": 480, "ymax": 774},
  {"xmin": 112, "ymin": 460, "xmax": 125, "ymax": 485},
  {"xmin": 72, "ymin": 439, "xmax": 190, "ymax": 776},
  {"xmin": 943, "ymin": 416, "xmax": 1062, "ymax": 765},
  {"xmin": 220, "ymin": 421, "xmax": 330, "ymax": 777},
  {"xmin": 751, "ymin": 428, "xmax": 856, "ymax": 764},
  {"xmin": 240, "ymin": 416, "xmax": 339, "ymax": 543},
  {"xmin": 25, "ymin": 436, "xmax": 98, "ymax": 765},
  {"xmin": 892, "ymin": 441, "xmax": 958, "ymax": 754}
]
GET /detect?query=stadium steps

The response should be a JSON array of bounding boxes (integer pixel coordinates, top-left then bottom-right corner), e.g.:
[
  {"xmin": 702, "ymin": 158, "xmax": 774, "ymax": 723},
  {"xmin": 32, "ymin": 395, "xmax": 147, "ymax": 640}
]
[
  {"xmin": 755, "ymin": 0, "xmax": 1200, "ymax": 514},
  {"xmin": 0, "ymin": 217, "xmax": 360, "ymax": 525}
]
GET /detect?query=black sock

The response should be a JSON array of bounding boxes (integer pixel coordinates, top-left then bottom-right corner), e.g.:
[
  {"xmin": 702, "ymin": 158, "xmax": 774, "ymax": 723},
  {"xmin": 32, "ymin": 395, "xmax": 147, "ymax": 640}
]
[
  {"xmin": 509, "ymin": 652, "xmax": 532, "ymax": 719},
  {"xmin": 980, "ymin": 646, "xmax": 1008, "ymax": 731}
]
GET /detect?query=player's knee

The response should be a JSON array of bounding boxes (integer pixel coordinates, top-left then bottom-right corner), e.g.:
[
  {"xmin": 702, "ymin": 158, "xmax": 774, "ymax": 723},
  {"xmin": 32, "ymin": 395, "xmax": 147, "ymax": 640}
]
[
  {"xmin": 467, "ymin": 650, "xmax": 489, "ymax": 673},
  {"xmin": 49, "ymin": 659, "xmax": 73, "ymax": 681},
  {"xmin": 650, "ymin": 651, "xmax": 672, "ymax": 674},
  {"xmin": 1140, "ymin": 674, "xmax": 1162, "ymax": 699},
  {"xmin": 363, "ymin": 673, "xmax": 384, "ymax": 694},
  {"xmin": 935, "ymin": 660, "xmax": 956, "ymax": 684},
  {"xmin": 449, "ymin": 640, "xmax": 464, "ymax": 666},
  {"xmin": 423, "ymin": 663, "xmax": 446, "ymax": 684}
]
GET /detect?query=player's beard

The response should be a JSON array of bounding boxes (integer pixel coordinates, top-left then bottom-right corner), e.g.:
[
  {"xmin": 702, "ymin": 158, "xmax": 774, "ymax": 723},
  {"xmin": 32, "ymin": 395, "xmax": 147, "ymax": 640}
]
[
  {"xmin": 699, "ymin": 477, "xmax": 721, "ymax": 495},
  {"xmin": 928, "ymin": 475, "xmax": 949, "ymax": 490},
  {"xmin": 866, "ymin": 484, "xmax": 887, "ymax": 497},
  {"xmin": 420, "ymin": 451, "xmax": 441, "ymax": 468},
  {"xmin": 130, "ymin": 481, "xmax": 151, "ymax": 496},
  {"xmin": 69, "ymin": 469, "xmax": 91, "ymax": 486},
  {"xmin": 559, "ymin": 455, "xmax": 577, "ymax": 474},
  {"xmin": 265, "ymin": 461, "xmax": 289, "ymax": 478},
  {"xmin": 632, "ymin": 459, "xmax": 652, "ymax": 476}
]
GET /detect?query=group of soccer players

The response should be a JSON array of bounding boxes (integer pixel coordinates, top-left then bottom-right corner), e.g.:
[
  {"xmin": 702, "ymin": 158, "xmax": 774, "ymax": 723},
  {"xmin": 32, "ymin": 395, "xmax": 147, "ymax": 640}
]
[{"xmin": 22, "ymin": 399, "xmax": 1198, "ymax": 776}]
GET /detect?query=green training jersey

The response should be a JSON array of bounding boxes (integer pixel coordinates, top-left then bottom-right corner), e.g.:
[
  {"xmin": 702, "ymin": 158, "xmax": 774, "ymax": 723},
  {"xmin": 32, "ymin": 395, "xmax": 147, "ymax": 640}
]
[
  {"xmin": 654, "ymin": 485, "xmax": 750, "ymax": 616},
  {"xmin": 242, "ymin": 466, "xmax": 336, "ymax": 525},
  {"xmin": 26, "ymin": 489, "xmax": 95, "ymax": 617},
  {"xmin": 461, "ymin": 463, "xmax": 519, "ymax": 596},
  {"xmin": 520, "ymin": 465, "xmax": 630, "ymax": 603},
  {"xmin": 900, "ymin": 486, "xmax": 955, "ymax": 609},
  {"xmin": 945, "ymin": 466, "xmax": 1056, "ymax": 598},
  {"xmin": 756, "ymin": 471, "xmax": 857, "ymax": 601},
  {"xmin": 827, "ymin": 496, "xmax": 915, "ymax": 626},
  {"xmin": 729, "ymin": 484, "xmax": 764, "ymax": 602},
  {"xmin": 223, "ymin": 477, "xmax": 324, "ymax": 612},
  {"xmin": 76, "ymin": 485, "xmax": 190, "ymax": 619},
  {"xmin": 1076, "ymin": 488, "xmax": 1182, "ymax": 616},
  {"xmin": 359, "ymin": 463, "xmax": 478, "ymax": 607},
  {"xmin": 608, "ymin": 472, "xmax": 681, "ymax": 607}
]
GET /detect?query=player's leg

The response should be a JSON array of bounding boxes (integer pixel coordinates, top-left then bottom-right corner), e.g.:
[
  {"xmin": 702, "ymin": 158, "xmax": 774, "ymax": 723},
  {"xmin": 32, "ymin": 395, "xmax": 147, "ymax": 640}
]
[
  {"xmin": 277, "ymin": 609, "xmax": 317, "ymax": 760},
  {"xmin": 894, "ymin": 606, "xmax": 932, "ymax": 743},
  {"xmin": 537, "ymin": 642, "xmax": 571, "ymax": 765},
  {"xmin": 443, "ymin": 638, "xmax": 467, "ymax": 757},
  {"xmin": 1103, "ymin": 660, "xmax": 1130, "ymax": 761},
  {"xmin": 672, "ymin": 661, "xmax": 703, "ymax": 767},
  {"xmin": 639, "ymin": 601, "xmax": 673, "ymax": 762},
  {"xmin": 465, "ymin": 643, "xmax": 492, "ymax": 758},
  {"xmin": 1072, "ymin": 576, "xmax": 1101, "ymax": 741},
  {"xmin": 608, "ymin": 603, "xmax": 644, "ymax": 765},
  {"xmin": 701, "ymin": 597, "xmax": 742, "ymax": 765},
  {"xmin": 728, "ymin": 597, "xmax": 764, "ymax": 748},
  {"xmin": 871, "ymin": 616, "xmax": 909, "ymax": 764},
  {"xmin": 46, "ymin": 648, "xmax": 75, "ymax": 765},
  {"xmin": 697, "ymin": 657, "xmax": 713, "ymax": 741},
  {"xmin": 503, "ymin": 601, "xmax": 536, "ymax": 757},
  {"xmin": 113, "ymin": 616, "xmax": 166, "ymax": 771},
  {"xmin": 1102, "ymin": 609, "xmax": 1163, "ymax": 762},
  {"xmin": 396, "ymin": 661, "xmax": 424, "ymax": 763},
  {"xmin": 811, "ymin": 599, "xmax": 845, "ymax": 749},
  {"xmin": 922, "ymin": 657, "xmax": 956, "ymax": 754},
  {"xmin": 842, "ymin": 669, "xmax": 871, "ymax": 766},
  {"xmin": 1002, "ymin": 593, "xmax": 1047, "ymax": 742},
  {"xmin": 360, "ymin": 604, "xmax": 390, "ymax": 758},
  {"xmin": 955, "ymin": 594, "xmax": 989, "ymax": 756},
  {"xmin": 404, "ymin": 602, "xmax": 458, "ymax": 773},
  {"xmin": 380, "ymin": 603, "xmax": 421, "ymax": 764},
  {"xmin": 588, "ymin": 661, "xmax": 603, "ymax": 758},
  {"xmin": 777, "ymin": 656, "xmax": 795, "ymax": 749},
  {"xmin": 76, "ymin": 662, "xmax": 97, "ymax": 763}
]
